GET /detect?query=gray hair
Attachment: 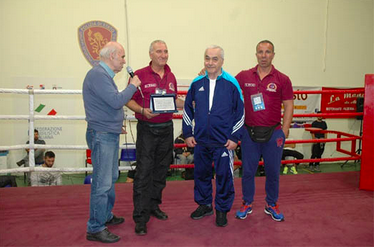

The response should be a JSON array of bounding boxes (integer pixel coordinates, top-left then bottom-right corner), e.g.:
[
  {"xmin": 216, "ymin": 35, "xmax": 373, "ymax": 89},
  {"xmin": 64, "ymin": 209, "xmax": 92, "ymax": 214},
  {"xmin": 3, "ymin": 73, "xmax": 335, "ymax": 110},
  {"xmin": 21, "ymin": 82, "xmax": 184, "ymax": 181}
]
[
  {"xmin": 205, "ymin": 45, "xmax": 224, "ymax": 59},
  {"xmin": 99, "ymin": 42, "xmax": 120, "ymax": 60},
  {"xmin": 256, "ymin": 40, "xmax": 275, "ymax": 52},
  {"xmin": 149, "ymin": 40, "xmax": 167, "ymax": 53}
]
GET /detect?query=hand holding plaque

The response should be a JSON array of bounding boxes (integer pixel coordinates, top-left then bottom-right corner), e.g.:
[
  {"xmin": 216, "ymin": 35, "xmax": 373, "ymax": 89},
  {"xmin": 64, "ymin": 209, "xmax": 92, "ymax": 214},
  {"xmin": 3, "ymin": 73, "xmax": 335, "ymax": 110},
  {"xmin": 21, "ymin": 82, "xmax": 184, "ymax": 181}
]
[{"xmin": 150, "ymin": 94, "xmax": 178, "ymax": 113}]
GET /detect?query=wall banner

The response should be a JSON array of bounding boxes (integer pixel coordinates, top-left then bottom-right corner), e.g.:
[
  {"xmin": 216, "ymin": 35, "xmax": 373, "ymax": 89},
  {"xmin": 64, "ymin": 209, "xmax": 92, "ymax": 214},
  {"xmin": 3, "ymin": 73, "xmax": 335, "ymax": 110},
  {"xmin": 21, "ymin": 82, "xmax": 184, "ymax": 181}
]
[{"xmin": 321, "ymin": 87, "xmax": 364, "ymax": 113}]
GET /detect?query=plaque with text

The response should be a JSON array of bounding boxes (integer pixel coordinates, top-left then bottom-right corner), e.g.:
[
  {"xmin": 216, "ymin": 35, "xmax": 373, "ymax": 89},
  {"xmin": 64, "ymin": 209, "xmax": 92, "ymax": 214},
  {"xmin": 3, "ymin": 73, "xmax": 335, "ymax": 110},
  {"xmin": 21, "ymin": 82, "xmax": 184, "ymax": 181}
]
[{"xmin": 150, "ymin": 94, "xmax": 177, "ymax": 113}]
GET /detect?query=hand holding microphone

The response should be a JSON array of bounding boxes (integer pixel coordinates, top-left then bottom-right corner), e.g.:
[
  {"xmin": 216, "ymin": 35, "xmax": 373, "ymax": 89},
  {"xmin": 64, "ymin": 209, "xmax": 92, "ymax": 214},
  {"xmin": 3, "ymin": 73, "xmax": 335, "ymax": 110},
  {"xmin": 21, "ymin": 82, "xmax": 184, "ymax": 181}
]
[{"xmin": 126, "ymin": 66, "xmax": 142, "ymax": 89}]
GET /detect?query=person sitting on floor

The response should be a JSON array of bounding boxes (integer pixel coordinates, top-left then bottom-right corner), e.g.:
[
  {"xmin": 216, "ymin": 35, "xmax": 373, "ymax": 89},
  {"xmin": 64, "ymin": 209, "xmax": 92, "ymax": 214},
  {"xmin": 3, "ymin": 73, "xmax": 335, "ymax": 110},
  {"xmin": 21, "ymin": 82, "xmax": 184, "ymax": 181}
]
[
  {"xmin": 30, "ymin": 151, "xmax": 62, "ymax": 186},
  {"xmin": 282, "ymin": 130, "xmax": 304, "ymax": 175},
  {"xmin": 17, "ymin": 129, "xmax": 46, "ymax": 167}
]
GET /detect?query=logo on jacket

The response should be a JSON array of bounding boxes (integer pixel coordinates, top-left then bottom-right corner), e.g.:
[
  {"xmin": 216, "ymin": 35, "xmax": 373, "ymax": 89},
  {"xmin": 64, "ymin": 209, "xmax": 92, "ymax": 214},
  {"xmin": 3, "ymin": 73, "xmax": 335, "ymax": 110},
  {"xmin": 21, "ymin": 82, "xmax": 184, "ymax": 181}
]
[
  {"xmin": 169, "ymin": 82, "xmax": 175, "ymax": 92},
  {"xmin": 221, "ymin": 152, "xmax": 228, "ymax": 157},
  {"xmin": 266, "ymin": 83, "xmax": 277, "ymax": 92},
  {"xmin": 199, "ymin": 86, "xmax": 204, "ymax": 91},
  {"xmin": 78, "ymin": 21, "xmax": 117, "ymax": 67}
]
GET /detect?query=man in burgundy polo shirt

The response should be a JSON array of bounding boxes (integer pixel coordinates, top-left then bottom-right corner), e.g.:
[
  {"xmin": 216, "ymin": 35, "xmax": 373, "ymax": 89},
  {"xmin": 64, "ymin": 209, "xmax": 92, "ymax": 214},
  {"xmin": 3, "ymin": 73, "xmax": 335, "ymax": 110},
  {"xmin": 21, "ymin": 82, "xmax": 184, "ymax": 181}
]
[
  {"xmin": 126, "ymin": 40, "xmax": 184, "ymax": 235},
  {"xmin": 234, "ymin": 40, "xmax": 294, "ymax": 222}
]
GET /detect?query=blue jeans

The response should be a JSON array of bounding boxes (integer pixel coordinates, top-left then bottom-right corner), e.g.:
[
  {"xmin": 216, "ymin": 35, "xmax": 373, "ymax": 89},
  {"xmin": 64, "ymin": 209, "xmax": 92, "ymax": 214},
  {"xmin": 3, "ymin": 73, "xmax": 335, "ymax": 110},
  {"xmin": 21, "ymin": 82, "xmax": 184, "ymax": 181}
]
[{"xmin": 86, "ymin": 129, "xmax": 119, "ymax": 233}]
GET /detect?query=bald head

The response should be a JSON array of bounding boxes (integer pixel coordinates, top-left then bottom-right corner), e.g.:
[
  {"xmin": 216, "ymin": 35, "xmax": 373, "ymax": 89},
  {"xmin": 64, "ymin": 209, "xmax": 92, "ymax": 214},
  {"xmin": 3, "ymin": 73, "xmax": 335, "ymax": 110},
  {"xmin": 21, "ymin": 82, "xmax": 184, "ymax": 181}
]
[
  {"xmin": 100, "ymin": 42, "xmax": 123, "ymax": 60},
  {"xmin": 99, "ymin": 42, "xmax": 126, "ymax": 73}
]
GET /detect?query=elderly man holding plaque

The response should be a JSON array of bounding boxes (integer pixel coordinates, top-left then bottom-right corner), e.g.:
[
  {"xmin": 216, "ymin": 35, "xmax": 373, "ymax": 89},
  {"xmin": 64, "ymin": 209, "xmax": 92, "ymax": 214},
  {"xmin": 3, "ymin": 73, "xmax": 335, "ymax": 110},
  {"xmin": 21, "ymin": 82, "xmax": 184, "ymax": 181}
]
[{"xmin": 126, "ymin": 40, "xmax": 184, "ymax": 236}]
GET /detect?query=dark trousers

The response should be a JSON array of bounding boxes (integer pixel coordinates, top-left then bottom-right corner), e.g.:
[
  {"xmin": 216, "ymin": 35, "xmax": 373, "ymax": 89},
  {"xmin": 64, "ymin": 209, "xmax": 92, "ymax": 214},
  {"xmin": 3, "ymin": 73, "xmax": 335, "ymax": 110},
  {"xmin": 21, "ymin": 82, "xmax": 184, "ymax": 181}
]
[
  {"xmin": 309, "ymin": 143, "xmax": 325, "ymax": 166},
  {"xmin": 133, "ymin": 120, "xmax": 173, "ymax": 224}
]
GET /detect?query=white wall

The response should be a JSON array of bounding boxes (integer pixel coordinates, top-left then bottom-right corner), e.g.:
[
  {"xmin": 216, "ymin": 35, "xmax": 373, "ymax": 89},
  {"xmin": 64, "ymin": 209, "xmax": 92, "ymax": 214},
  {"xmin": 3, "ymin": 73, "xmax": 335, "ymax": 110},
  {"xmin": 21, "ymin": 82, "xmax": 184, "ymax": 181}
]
[{"xmin": 0, "ymin": 0, "xmax": 373, "ymax": 169}]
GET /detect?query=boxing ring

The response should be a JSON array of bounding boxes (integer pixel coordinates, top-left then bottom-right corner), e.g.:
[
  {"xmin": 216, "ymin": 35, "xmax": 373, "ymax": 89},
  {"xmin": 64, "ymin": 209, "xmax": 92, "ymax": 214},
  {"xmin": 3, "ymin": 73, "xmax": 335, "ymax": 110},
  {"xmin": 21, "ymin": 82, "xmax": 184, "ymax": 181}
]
[
  {"xmin": 0, "ymin": 75, "xmax": 373, "ymax": 190},
  {"xmin": 0, "ymin": 75, "xmax": 373, "ymax": 246}
]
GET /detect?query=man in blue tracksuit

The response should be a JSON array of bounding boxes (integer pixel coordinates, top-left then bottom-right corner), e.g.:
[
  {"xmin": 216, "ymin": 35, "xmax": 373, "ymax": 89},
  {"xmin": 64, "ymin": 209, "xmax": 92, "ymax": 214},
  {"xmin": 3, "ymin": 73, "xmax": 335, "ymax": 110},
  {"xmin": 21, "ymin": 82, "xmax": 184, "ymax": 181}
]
[{"xmin": 183, "ymin": 45, "xmax": 244, "ymax": 227}]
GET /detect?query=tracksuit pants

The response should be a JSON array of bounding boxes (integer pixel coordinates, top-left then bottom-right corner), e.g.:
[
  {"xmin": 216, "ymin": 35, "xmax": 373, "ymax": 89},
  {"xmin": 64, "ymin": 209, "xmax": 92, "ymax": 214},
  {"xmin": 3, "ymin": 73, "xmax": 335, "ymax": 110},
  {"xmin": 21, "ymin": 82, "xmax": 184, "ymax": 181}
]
[
  {"xmin": 241, "ymin": 128, "xmax": 285, "ymax": 205},
  {"xmin": 194, "ymin": 144, "xmax": 235, "ymax": 212}
]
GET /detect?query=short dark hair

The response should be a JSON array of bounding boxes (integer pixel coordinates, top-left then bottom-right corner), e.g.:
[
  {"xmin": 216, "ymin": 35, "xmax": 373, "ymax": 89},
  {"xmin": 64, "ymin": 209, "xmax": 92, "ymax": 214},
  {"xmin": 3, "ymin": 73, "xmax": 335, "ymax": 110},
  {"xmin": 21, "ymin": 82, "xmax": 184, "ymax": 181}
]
[
  {"xmin": 256, "ymin": 40, "xmax": 275, "ymax": 52},
  {"xmin": 45, "ymin": 151, "xmax": 55, "ymax": 159},
  {"xmin": 34, "ymin": 129, "xmax": 39, "ymax": 133}
]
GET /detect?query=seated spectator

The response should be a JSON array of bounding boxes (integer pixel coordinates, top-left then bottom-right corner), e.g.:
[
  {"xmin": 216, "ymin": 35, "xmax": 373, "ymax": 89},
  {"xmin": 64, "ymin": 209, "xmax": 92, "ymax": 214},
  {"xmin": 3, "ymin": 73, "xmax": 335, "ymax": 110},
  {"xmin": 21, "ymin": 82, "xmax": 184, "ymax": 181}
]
[
  {"xmin": 282, "ymin": 131, "xmax": 304, "ymax": 175},
  {"xmin": 174, "ymin": 133, "xmax": 194, "ymax": 164},
  {"xmin": 174, "ymin": 133, "xmax": 194, "ymax": 180},
  {"xmin": 30, "ymin": 151, "xmax": 62, "ymax": 186},
  {"xmin": 17, "ymin": 129, "xmax": 46, "ymax": 167}
]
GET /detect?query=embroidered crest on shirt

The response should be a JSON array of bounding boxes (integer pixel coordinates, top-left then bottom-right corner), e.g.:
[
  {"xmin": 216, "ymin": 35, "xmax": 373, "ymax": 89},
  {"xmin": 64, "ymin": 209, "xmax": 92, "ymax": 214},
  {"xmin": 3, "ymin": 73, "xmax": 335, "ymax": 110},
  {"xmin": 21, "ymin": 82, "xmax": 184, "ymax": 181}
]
[
  {"xmin": 221, "ymin": 152, "xmax": 228, "ymax": 157},
  {"xmin": 145, "ymin": 83, "xmax": 157, "ymax": 89},
  {"xmin": 169, "ymin": 82, "xmax": 175, "ymax": 92},
  {"xmin": 198, "ymin": 86, "xmax": 204, "ymax": 91},
  {"xmin": 245, "ymin": 83, "xmax": 256, "ymax": 87},
  {"xmin": 266, "ymin": 82, "xmax": 277, "ymax": 92}
]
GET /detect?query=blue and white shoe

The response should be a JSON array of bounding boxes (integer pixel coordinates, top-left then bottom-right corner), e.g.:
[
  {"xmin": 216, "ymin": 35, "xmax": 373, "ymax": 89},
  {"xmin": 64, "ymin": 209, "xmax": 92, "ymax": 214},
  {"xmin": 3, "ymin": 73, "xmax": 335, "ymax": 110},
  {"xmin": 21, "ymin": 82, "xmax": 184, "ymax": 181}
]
[
  {"xmin": 264, "ymin": 203, "xmax": 284, "ymax": 222},
  {"xmin": 235, "ymin": 201, "xmax": 253, "ymax": 220}
]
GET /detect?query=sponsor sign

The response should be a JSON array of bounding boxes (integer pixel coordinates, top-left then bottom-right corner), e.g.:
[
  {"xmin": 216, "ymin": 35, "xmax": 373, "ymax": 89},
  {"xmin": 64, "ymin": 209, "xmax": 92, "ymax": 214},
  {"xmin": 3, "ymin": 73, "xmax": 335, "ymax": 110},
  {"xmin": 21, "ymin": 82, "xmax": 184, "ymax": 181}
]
[{"xmin": 321, "ymin": 87, "xmax": 364, "ymax": 113}]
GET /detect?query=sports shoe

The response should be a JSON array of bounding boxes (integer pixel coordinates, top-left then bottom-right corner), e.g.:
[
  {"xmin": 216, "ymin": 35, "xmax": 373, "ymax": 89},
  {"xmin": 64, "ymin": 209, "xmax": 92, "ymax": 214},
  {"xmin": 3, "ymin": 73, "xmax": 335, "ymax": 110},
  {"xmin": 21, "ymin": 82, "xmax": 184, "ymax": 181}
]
[
  {"xmin": 264, "ymin": 203, "xmax": 284, "ymax": 222},
  {"xmin": 283, "ymin": 166, "xmax": 288, "ymax": 175},
  {"xmin": 216, "ymin": 210, "xmax": 227, "ymax": 227},
  {"xmin": 190, "ymin": 205, "xmax": 213, "ymax": 220},
  {"xmin": 309, "ymin": 165, "xmax": 314, "ymax": 172},
  {"xmin": 290, "ymin": 167, "xmax": 298, "ymax": 175},
  {"xmin": 314, "ymin": 165, "xmax": 321, "ymax": 172},
  {"xmin": 235, "ymin": 201, "xmax": 253, "ymax": 220}
]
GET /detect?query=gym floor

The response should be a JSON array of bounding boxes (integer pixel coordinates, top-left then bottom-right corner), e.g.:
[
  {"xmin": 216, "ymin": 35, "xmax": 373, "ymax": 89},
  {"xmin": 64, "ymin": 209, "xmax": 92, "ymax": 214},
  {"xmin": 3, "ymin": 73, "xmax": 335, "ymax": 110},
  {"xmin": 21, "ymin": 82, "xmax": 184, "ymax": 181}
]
[{"xmin": 11, "ymin": 161, "xmax": 360, "ymax": 187}]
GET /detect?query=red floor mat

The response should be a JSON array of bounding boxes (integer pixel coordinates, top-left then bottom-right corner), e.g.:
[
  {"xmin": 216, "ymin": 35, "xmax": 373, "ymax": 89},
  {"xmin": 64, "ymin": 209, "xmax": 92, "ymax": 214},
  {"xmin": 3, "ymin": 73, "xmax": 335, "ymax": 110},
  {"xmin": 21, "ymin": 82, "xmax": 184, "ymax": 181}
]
[{"xmin": 0, "ymin": 172, "xmax": 373, "ymax": 246}]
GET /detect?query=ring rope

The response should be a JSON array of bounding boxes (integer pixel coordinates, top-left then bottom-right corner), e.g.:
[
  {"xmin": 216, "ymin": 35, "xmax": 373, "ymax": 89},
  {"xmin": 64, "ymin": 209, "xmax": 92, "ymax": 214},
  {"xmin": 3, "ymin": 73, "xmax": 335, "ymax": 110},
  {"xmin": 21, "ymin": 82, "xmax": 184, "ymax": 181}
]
[{"xmin": 0, "ymin": 88, "xmax": 364, "ymax": 175}]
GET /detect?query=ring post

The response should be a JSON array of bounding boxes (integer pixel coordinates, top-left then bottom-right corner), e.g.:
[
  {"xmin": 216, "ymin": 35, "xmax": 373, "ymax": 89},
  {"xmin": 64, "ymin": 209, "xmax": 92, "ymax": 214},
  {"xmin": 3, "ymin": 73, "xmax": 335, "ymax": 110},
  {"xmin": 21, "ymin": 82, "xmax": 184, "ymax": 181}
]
[{"xmin": 359, "ymin": 74, "xmax": 374, "ymax": 191}]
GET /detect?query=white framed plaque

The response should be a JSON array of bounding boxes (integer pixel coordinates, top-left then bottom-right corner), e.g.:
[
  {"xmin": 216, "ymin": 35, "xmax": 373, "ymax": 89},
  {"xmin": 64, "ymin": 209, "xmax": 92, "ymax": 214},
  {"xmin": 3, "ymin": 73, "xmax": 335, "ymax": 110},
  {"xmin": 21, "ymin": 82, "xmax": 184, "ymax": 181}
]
[{"xmin": 150, "ymin": 94, "xmax": 178, "ymax": 113}]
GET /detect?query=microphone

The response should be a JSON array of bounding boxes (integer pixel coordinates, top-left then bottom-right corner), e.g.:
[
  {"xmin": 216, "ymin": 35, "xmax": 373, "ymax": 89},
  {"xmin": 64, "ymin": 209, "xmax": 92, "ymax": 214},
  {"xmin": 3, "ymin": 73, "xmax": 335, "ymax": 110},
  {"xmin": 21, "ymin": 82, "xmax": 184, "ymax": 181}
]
[
  {"xmin": 126, "ymin": 66, "xmax": 135, "ymax": 78},
  {"xmin": 126, "ymin": 66, "xmax": 144, "ymax": 98}
]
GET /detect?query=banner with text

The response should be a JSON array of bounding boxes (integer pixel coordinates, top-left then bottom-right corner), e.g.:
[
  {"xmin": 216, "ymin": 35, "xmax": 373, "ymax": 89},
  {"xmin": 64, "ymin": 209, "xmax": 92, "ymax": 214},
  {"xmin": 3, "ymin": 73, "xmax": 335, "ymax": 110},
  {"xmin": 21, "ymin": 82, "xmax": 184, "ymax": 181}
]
[{"xmin": 321, "ymin": 87, "xmax": 364, "ymax": 113}]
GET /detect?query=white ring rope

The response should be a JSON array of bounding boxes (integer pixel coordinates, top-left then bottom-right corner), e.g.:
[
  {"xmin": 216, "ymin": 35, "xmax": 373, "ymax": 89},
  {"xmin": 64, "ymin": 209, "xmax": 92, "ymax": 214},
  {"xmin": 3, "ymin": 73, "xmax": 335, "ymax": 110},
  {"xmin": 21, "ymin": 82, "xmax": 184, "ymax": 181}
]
[
  {"xmin": 0, "ymin": 144, "xmax": 136, "ymax": 152},
  {"xmin": 0, "ymin": 88, "xmax": 138, "ymax": 175},
  {"xmin": 0, "ymin": 166, "xmax": 134, "ymax": 175},
  {"xmin": 0, "ymin": 88, "xmax": 82, "ymax": 94}
]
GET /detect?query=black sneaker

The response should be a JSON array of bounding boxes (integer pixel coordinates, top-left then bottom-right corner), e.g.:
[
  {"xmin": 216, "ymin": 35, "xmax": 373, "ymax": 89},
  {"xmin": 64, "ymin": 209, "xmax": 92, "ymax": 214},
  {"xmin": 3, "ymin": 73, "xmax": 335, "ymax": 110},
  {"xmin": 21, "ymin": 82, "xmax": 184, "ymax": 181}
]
[
  {"xmin": 216, "ymin": 210, "xmax": 228, "ymax": 227},
  {"xmin": 86, "ymin": 228, "xmax": 120, "ymax": 243},
  {"xmin": 190, "ymin": 205, "xmax": 213, "ymax": 220}
]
